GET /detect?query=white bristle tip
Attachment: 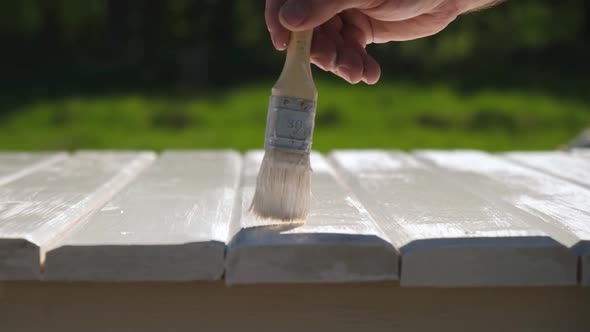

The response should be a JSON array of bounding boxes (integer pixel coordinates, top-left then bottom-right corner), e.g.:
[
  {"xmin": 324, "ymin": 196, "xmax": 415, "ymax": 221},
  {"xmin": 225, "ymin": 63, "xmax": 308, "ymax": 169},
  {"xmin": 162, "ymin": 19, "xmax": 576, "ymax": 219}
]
[{"xmin": 249, "ymin": 149, "xmax": 312, "ymax": 222}]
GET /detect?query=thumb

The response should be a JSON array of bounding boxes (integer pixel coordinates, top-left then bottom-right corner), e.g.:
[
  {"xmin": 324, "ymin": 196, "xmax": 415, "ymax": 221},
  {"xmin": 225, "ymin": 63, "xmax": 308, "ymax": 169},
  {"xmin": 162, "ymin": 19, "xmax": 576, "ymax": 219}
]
[{"xmin": 279, "ymin": 0, "xmax": 373, "ymax": 31}]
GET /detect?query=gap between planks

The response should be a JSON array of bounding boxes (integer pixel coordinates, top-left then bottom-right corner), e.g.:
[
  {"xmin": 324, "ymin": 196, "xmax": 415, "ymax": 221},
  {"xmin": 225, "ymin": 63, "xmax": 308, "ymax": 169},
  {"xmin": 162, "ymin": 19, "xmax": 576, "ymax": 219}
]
[
  {"xmin": 225, "ymin": 151, "xmax": 399, "ymax": 285},
  {"xmin": 329, "ymin": 150, "xmax": 577, "ymax": 287},
  {"xmin": 40, "ymin": 152, "xmax": 158, "ymax": 269},
  {"xmin": 0, "ymin": 152, "xmax": 156, "ymax": 280},
  {"xmin": 2, "ymin": 150, "xmax": 588, "ymax": 286},
  {"xmin": 415, "ymin": 149, "xmax": 590, "ymax": 286},
  {"xmin": 44, "ymin": 151, "xmax": 242, "ymax": 281}
]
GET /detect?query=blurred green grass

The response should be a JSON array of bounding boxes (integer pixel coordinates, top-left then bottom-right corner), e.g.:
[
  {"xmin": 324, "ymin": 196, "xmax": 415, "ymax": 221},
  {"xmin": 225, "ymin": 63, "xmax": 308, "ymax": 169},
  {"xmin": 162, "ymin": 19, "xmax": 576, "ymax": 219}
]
[{"xmin": 1, "ymin": 80, "xmax": 588, "ymax": 152}]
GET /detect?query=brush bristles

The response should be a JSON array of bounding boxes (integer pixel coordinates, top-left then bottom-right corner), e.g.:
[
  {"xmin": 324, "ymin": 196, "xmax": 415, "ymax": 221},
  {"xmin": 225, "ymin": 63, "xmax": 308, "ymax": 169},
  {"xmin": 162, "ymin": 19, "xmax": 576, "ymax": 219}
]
[{"xmin": 249, "ymin": 149, "xmax": 311, "ymax": 222}]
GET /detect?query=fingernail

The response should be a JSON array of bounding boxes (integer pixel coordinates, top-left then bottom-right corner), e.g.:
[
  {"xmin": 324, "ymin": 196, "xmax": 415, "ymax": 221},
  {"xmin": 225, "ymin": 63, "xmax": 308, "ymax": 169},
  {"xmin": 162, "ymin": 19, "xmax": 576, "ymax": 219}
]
[
  {"xmin": 271, "ymin": 33, "xmax": 288, "ymax": 51},
  {"xmin": 280, "ymin": 0, "xmax": 307, "ymax": 27},
  {"xmin": 271, "ymin": 34, "xmax": 279, "ymax": 49}
]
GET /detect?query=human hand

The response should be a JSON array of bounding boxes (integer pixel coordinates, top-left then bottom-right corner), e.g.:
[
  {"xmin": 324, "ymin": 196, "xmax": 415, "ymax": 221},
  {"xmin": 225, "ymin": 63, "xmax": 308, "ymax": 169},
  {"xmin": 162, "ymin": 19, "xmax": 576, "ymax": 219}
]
[{"xmin": 266, "ymin": 0, "xmax": 503, "ymax": 84}]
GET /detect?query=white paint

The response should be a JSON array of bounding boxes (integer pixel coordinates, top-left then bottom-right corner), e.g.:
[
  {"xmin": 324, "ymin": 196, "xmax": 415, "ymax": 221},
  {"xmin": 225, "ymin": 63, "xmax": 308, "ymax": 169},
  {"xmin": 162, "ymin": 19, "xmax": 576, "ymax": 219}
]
[
  {"xmin": 0, "ymin": 153, "xmax": 68, "ymax": 187},
  {"xmin": 330, "ymin": 150, "xmax": 576, "ymax": 287},
  {"xmin": 417, "ymin": 149, "xmax": 590, "ymax": 285},
  {"xmin": 572, "ymin": 148, "xmax": 590, "ymax": 158},
  {"xmin": 504, "ymin": 151, "xmax": 590, "ymax": 189},
  {"xmin": 45, "ymin": 151, "xmax": 241, "ymax": 281},
  {"xmin": 225, "ymin": 151, "xmax": 398, "ymax": 285},
  {"xmin": 327, "ymin": 150, "xmax": 418, "ymax": 173},
  {"xmin": 0, "ymin": 152, "xmax": 155, "ymax": 280},
  {"xmin": 417, "ymin": 150, "xmax": 590, "ymax": 246}
]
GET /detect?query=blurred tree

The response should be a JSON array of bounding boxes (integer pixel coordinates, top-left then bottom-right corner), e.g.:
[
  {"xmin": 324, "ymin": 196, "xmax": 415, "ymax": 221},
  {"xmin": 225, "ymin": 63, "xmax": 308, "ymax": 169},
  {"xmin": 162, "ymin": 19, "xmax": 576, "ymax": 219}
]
[
  {"xmin": 140, "ymin": 0, "xmax": 165, "ymax": 52},
  {"xmin": 381, "ymin": 0, "xmax": 587, "ymax": 68},
  {"xmin": 106, "ymin": 0, "xmax": 129, "ymax": 51},
  {"xmin": 0, "ymin": 0, "xmax": 587, "ymax": 90},
  {"xmin": 207, "ymin": 0, "xmax": 237, "ymax": 85},
  {"xmin": 39, "ymin": 0, "xmax": 60, "ymax": 50}
]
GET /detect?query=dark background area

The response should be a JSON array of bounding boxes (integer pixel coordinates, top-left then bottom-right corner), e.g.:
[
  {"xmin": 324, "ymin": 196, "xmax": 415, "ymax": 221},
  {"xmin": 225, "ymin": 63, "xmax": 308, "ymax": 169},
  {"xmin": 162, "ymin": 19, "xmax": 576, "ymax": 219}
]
[{"xmin": 1, "ymin": 0, "xmax": 589, "ymax": 151}]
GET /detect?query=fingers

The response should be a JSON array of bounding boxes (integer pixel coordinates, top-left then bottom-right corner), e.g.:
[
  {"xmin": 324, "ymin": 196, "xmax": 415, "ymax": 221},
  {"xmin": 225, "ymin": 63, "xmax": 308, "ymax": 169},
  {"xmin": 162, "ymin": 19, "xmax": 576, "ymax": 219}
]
[
  {"xmin": 266, "ymin": 0, "xmax": 289, "ymax": 50},
  {"xmin": 324, "ymin": 43, "xmax": 379, "ymax": 85},
  {"xmin": 310, "ymin": 22, "xmax": 341, "ymax": 72},
  {"xmin": 311, "ymin": 18, "xmax": 381, "ymax": 84},
  {"xmin": 278, "ymin": 0, "xmax": 377, "ymax": 31},
  {"xmin": 339, "ymin": 24, "xmax": 381, "ymax": 84},
  {"xmin": 360, "ymin": 0, "xmax": 446, "ymax": 21},
  {"xmin": 266, "ymin": 0, "xmax": 358, "ymax": 51},
  {"xmin": 335, "ymin": 24, "xmax": 367, "ymax": 83},
  {"xmin": 361, "ymin": 52, "xmax": 381, "ymax": 85},
  {"xmin": 277, "ymin": 0, "xmax": 448, "ymax": 30},
  {"xmin": 338, "ymin": 11, "xmax": 381, "ymax": 84},
  {"xmin": 370, "ymin": 5, "xmax": 460, "ymax": 42},
  {"xmin": 267, "ymin": 0, "xmax": 462, "ymax": 84},
  {"xmin": 322, "ymin": 15, "xmax": 344, "ymax": 33},
  {"xmin": 269, "ymin": 0, "xmax": 381, "ymax": 84}
]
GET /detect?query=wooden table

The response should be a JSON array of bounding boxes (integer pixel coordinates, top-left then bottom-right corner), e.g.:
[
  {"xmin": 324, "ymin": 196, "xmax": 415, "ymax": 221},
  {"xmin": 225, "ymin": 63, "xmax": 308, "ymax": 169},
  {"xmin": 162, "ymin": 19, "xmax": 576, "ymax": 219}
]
[{"xmin": 1, "ymin": 150, "xmax": 589, "ymax": 331}]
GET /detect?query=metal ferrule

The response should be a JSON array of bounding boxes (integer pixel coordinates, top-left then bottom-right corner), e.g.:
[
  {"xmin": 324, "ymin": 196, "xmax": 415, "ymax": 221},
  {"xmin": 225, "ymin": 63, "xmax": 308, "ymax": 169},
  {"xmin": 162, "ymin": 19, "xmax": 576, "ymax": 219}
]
[{"xmin": 264, "ymin": 95, "xmax": 317, "ymax": 153}]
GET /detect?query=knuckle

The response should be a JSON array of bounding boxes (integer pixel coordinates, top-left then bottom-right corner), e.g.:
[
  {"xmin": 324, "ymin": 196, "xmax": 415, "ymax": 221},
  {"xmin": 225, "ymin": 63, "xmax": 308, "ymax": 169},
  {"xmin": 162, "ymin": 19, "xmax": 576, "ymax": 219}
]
[{"xmin": 432, "ymin": 2, "xmax": 461, "ymax": 25}]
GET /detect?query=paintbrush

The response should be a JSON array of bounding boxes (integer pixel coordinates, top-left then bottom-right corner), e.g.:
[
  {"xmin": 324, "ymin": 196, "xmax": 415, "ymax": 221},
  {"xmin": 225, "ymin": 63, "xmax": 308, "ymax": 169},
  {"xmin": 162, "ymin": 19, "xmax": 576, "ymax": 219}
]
[{"xmin": 249, "ymin": 30, "xmax": 317, "ymax": 222}]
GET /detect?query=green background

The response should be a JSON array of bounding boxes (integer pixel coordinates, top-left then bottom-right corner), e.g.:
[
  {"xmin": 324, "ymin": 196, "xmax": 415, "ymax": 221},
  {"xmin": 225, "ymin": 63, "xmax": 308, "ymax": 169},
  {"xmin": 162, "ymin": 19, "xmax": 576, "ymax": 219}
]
[{"xmin": 1, "ymin": 0, "xmax": 589, "ymax": 152}]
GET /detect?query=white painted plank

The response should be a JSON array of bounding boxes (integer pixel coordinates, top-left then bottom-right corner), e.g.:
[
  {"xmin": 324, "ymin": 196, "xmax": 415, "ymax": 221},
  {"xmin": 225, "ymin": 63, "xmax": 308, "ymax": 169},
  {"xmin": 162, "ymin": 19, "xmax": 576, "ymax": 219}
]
[
  {"xmin": 0, "ymin": 152, "xmax": 68, "ymax": 187},
  {"xmin": 225, "ymin": 151, "xmax": 398, "ymax": 285},
  {"xmin": 416, "ymin": 150, "xmax": 590, "ymax": 285},
  {"xmin": 0, "ymin": 152, "xmax": 155, "ymax": 280},
  {"xmin": 45, "ymin": 151, "xmax": 241, "ymax": 281},
  {"xmin": 572, "ymin": 148, "xmax": 590, "ymax": 159},
  {"xmin": 329, "ymin": 150, "xmax": 575, "ymax": 287},
  {"xmin": 504, "ymin": 151, "xmax": 590, "ymax": 188}
]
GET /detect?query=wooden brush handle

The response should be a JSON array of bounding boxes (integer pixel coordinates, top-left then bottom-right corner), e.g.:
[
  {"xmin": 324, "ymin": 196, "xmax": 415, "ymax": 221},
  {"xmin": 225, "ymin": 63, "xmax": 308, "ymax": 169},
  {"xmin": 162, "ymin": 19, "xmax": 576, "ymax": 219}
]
[{"xmin": 272, "ymin": 30, "xmax": 317, "ymax": 101}]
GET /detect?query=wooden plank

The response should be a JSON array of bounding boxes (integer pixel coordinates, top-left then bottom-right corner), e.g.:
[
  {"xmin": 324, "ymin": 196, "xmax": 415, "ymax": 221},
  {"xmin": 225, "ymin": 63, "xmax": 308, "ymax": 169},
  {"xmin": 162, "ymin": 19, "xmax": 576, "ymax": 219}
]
[
  {"xmin": 583, "ymin": 256, "xmax": 590, "ymax": 286},
  {"xmin": 504, "ymin": 151, "xmax": 590, "ymax": 188},
  {"xmin": 225, "ymin": 151, "xmax": 398, "ymax": 285},
  {"xmin": 416, "ymin": 150, "xmax": 590, "ymax": 285},
  {"xmin": 45, "ymin": 151, "xmax": 241, "ymax": 281},
  {"xmin": 2, "ymin": 282, "xmax": 590, "ymax": 332},
  {"xmin": 572, "ymin": 148, "xmax": 590, "ymax": 159},
  {"xmin": 0, "ymin": 152, "xmax": 155, "ymax": 280},
  {"xmin": 329, "ymin": 150, "xmax": 575, "ymax": 287},
  {"xmin": 0, "ymin": 152, "xmax": 68, "ymax": 187},
  {"xmin": 504, "ymin": 150, "xmax": 590, "ymax": 284}
]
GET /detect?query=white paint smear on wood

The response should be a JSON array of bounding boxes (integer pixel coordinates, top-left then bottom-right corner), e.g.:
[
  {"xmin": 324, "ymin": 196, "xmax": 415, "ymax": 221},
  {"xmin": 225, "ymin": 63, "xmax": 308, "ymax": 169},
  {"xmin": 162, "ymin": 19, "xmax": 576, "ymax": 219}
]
[
  {"xmin": 0, "ymin": 153, "xmax": 68, "ymax": 187},
  {"xmin": 572, "ymin": 148, "xmax": 590, "ymax": 158},
  {"xmin": 504, "ymin": 151, "xmax": 590, "ymax": 189},
  {"xmin": 0, "ymin": 152, "xmax": 155, "ymax": 279},
  {"xmin": 417, "ymin": 149, "xmax": 590, "ymax": 287},
  {"xmin": 225, "ymin": 151, "xmax": 398, "ymax": 285},
  {"xmin": 45, "ymin": 151, "xmax": 241, "ymax": 281},
  {"xmin": 417, "ymin": 150, "xmax": 590, "ymax": 251},
  {"xmin": 330, "ymin": 150, "xmax": 576, "ymax": 287}
]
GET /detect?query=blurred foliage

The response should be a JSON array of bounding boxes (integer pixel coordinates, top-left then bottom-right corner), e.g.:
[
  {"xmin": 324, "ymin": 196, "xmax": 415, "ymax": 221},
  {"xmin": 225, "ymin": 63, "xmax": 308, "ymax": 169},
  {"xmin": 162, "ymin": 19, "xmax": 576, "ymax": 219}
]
[
  {"xmin": 1, "ymin": 80, "xmax": 588, "ymax": 151},
  {"xmin": 0, "ymin": 0, "xmax": 589, "ymax": 151},
  {"xmin": 388, "ymin": 1, "xmax": 587, "ymax": 65},
  {"xmin": 1, "ymin": 0, "xmax": 589, "ymax": 86}
]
